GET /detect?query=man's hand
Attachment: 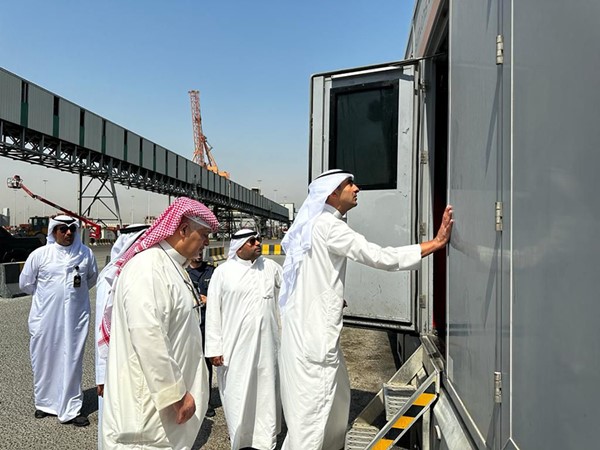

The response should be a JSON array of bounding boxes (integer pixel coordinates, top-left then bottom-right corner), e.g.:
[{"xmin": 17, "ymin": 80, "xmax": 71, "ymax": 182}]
[
  {"xmin": 97, "ymin": 384, "xmax": 104, "ymax": 397},
  {"xmin": 434, "ymin": 205, "xmax": 454, "ymax": 247},
  {"xmin": 200, "ymin": 294, "xmax": 207, "ymax": 306},
  {"xmin": 211, "ymin": 355, "xmax": 224, "ymax": 366},
  {"xmin": 172, "ymin": 391, "xmax": 196, "ymax": 424},
  {"xmin": 420, "ymin": 205, "xmax": 454, "ymax": 257}
]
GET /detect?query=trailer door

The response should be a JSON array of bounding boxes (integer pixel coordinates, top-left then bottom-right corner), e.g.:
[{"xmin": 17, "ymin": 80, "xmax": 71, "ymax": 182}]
[{"xmin": 310, "ymin": 62, "xmax": 419, "ymax": 331}]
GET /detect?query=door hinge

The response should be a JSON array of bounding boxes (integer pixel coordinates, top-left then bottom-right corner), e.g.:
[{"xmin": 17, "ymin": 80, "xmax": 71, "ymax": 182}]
[
  {"xmin": 494, "ymin": 372, "xmax": 502, "ymax": 403},
  {"xmin": 419, "ymin": 222, "xmax": 427, "ymax": 237},
  {"xmin": 496, "ymin": 35, "xmax": 504, "ymax": 65},
  {"xmin": 419, "ymin": 294, "xmax": 427, "ymax": 309},
  {"xmin": 495, "ymin": 201, "xmax": 503, "ymax": 231},
  {"xmin": 418, "ymin": 80, "xmax": 428, "ymax": 92},
  {"xmin": 420, "ymin": 150, "xmax": 429, "ymax": 164}
]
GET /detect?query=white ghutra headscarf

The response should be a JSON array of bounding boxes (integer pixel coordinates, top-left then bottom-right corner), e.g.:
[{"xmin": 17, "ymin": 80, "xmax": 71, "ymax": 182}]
[
  {"xmin": 279, "ymin": 169, "xmax": 354, "ymax": 309},
  {"xmin": 47, "ymin": 215, "xmax": 83, "ymax": 255},
  {"xmin": 228, "ymin": 229, "xmax": 260, "ymax": 259}
]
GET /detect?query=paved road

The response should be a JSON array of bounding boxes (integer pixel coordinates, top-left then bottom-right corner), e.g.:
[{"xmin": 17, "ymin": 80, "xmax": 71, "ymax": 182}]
[{"xmin": 0, "ymin": 244, "xmax": 398, "ymax": 449}]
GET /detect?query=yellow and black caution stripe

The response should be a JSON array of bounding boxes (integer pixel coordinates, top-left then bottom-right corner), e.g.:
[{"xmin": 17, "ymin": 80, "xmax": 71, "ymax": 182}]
[
  {"xmin": 207, "ymin": 247, "xmax": 226, "ymax": 263},
  {"xmin": 371, "ymin": 380, "xmax": 437, "ymax": 450},
  {"xmin": 261, "ymin": 244, "xmax": 285, "ymax": 255}
]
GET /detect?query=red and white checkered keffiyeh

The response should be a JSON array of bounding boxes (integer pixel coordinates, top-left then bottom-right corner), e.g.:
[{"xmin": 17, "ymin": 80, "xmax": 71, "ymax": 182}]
[{"xmin": 98, "ymin": 197, "xmax": 219, "ymax": 354}]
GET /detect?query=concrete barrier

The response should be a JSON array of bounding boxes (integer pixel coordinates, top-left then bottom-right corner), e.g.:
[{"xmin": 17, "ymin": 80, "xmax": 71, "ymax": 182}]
[
  {"xmin": 207, "ymin": 247, "xmax": 226, "ymax": 265},
  {"xmin": 0, "ymin": 262, "xmax": 26, "ymax": 298},
  {"xmin": 261, "ymin": 244, "xmax": 285, "ymax": 255}
]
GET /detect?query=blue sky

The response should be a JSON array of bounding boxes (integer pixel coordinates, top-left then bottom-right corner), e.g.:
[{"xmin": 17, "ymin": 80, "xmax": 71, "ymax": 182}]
[{"xmin": 1, "ymin": 0, "xmax": 413, "ymax": 225}]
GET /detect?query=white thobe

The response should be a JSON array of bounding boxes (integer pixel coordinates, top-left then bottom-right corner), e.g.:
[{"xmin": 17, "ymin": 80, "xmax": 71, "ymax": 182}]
[
  {"xmin": 19, "ymin": 242, "xmax": 98, "ymax": 423},
  {"xmin": 102, "ymin": 243, "xmax": 209, "ymax": 449},
  {"xmin": 205, "ymin": 255, "xmax": 283, "ymax": 450},
  {"xmin": 279, "ymin": 205, "xmax": 422, "ymax": 450},
  {"xmin": 95, "ymin": 262, "xmax": 116, "ymax": 449}
]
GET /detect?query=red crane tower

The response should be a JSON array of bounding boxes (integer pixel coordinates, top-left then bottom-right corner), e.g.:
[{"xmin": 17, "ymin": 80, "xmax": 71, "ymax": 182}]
[{"xmin": 189, "ymin": 90, "xmax": 230, "ymax": 179}]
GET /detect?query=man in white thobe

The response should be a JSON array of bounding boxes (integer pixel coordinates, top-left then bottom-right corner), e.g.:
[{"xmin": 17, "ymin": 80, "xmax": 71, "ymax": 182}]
[
  {"xmin": 205, "ymin": 229, "xmax": 283, "ymax": 450},
  {"xmin": 279, "ymin": 169, "xmax": 454, "ymax": 450},
  {"xmin": 95, "ymin": 224, "xmax": 149, "ymax": 449},
  {"xmin": 20, "ymin": 215, "xmax": 98, "ymax": 426},
  {"xmin": 100, "ymin": 197, "xmax": 219, "ymax": 449}
]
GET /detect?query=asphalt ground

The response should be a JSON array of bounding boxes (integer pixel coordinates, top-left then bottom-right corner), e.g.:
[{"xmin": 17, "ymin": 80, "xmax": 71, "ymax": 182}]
[{"xmin": 0, "ymin": 243, "xmax": 398, "ymax": 449}]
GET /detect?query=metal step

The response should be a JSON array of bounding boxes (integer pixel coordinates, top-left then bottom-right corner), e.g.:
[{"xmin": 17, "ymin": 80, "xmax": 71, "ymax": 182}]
[
  {"xmin": 345, "ymin": 425, "xmax": 379, "ymax": 450},
  {"xmin": 383, "ymin": 385, "xmax": 416, "ymax": 421},
  {"xmin": 345, "ymin": 344, "xmax": 440, "ymax": 450}
]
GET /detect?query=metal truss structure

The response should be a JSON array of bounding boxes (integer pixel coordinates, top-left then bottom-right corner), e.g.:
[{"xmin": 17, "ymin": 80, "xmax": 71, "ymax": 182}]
[{"xmin": 0, "ymin": 119, "xmax": 289, "ymax": 232}]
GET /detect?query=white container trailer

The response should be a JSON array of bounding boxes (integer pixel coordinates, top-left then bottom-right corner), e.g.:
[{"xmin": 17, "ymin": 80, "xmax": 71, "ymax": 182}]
[{"xmin": 309, "ymin": 1, "xmax": 600, "ymax": 449}]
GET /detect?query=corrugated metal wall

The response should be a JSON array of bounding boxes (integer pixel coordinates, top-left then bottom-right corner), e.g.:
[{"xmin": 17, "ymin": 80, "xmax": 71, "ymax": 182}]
[
  {"xmin": 155, "ymin": 145, "xmax": 167, "ymax": 175},
  {"xmin": 58, "ymin": 99, "xmax": 79, "ymax": 144},
  {"xmin": 0, "ymin": 69, "xmax": 21, "ymax": 124},
  {"xmin": 176, "ymin": 155, "xmax": 187, "ymax": 181},
  {"xmin": 126, "ymin": 131, "xmax": 141, "ymax": 165},
  {"xmin": 27, "ymin": 84, "xmax": 53, "ymax": 136},
  {"xmin": 84, "ymin": 111, "xmax": 102, "ymax": 152},
  {"xmin": 166, "ymin": 150, "xmax": 176, "ymax": 178},
  {"xmin": 105, "ymin": 121, "xmax": 124, "ymax": 159},
  {"xmin": 187, "ymin": 160, "xmax": 201, "ymax": 185},
  {"xmin": 141, "ymin": 139, "xmax": 154, "ymax": 170}
]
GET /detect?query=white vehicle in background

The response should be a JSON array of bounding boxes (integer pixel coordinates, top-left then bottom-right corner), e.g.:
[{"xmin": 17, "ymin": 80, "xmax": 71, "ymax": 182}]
[{"xmin": 309, "ymin": 1, "xmax": 600, "ymax": 449}]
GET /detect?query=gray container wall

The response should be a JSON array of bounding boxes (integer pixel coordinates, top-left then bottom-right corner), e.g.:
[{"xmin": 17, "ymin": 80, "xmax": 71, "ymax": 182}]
[
  {"xmin": 155, "ymin": 146, "xmax": 167, "ymax": 175},
  {"xmin": 0, "ymin": 69, "xmax": 21, "ymax": 124},
  {"xmin": 447, "ymin": 0, "xmax": 500, "ymax": 443},
  {"xmin": 509, "ymin": 2, "xmax": 600, "ymax": 449},
  {"xmin": 27, "ymin": 85, "xmax": 53, "ymax": 136},
  {"xmin": 141, "ymin": 139, "xmax": 154, "ymax": 170},
  {"xmin": 207, "ymin": 171, "xmax": 215, "ymax": 192},
  {"xmin": 58, "ymin": 99, "xmax": 79, "ymax": 145},
  {"xmin": 176, "ymin": 155, "xmax": 187, "ymax": 181},
  {"xmin": 126, "ymin": 131, "xmax": 141, "ymax": 165},
  {"xmin": 84, "ymin": 111, "xmax": 102, "ymax": 153},
  {"xmin": 201, "ymin": 167, "xmax": 209, "ymax": 189},
  {"xmin": 166, "ymin": 150, "xmax": 177, "ymax": 178},
  {"xmin": 187, "ymin": 161, "xmax": 201, "ymax": 186},
  {"xmin": 105, "ymin": 122, "xmax": 125, "ymax": 160}
]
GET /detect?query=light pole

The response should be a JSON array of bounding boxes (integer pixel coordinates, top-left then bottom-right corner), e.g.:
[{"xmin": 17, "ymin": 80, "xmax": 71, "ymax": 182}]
[
  {"xmin": 257, "ymin": 179, "xmax": 262, "ymax": 195},
  {"xmin": 42, "ymin": 179, "xmax": 48, "ymax": 216},
  {"xmin": 273, "ymin": 189, "xmax": 278, "ymax": 202}
]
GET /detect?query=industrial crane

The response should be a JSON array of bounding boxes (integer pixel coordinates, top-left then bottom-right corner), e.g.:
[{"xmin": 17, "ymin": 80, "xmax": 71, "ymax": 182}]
[
  {"xmin": 7, "ymin": 175, "xmax": 101, "ymax": 241},
  {"xmin": 188, "ymin": 90, "xmax": 230, "ymax": 179}
]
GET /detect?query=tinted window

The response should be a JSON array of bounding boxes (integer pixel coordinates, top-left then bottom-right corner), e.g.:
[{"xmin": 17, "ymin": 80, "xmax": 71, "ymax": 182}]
[{"xmin": 329, "ymin": 81, "xmax": 399, "ymax": 190}]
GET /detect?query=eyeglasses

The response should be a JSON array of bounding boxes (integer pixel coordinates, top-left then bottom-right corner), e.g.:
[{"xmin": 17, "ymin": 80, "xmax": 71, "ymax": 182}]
[
  {"xmin": 246, "ymin": 237, "xmax": 262, "ymax": 246},
  {"xmin": 57, "ymin": 225, "xmax": 77, "ymax": 233}
]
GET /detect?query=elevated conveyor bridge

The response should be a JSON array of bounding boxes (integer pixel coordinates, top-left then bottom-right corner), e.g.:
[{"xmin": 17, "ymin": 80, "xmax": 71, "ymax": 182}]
[{"xmin": 0, "ymin": 67, "xmax": 289, "ymax": 230}]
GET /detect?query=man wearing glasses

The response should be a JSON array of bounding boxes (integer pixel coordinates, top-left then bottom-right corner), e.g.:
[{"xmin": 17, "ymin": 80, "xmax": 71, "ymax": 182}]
[
  {"xmin": 19, "ymin": 215, "xmax": 98, "ymax": 427},
  {"xmin": 100, "ymin": 198, "xmax": 219, "ymax": 449},
  {"xmin": 205, "ymin": 229, "xmax": 283, "ymax": 450}
]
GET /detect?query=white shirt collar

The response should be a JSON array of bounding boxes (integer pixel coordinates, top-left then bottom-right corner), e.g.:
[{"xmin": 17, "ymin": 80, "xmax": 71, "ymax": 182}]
[
  {"xmin": 323, "ymin": 203, "xmax": 343, "ymax": 219},
  {"xmin": 158, "ymin": 241, "xmax": 188, "ymax": 266}
]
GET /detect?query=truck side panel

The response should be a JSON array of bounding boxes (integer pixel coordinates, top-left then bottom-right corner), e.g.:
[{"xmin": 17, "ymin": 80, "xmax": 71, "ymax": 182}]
[
  {"xmin": 510, "ymin": 1, "xmax": 600, "ymax": 448},
  {"xmin": 446, "ymin": 0, "xmax": 501, "ymax": 445}
]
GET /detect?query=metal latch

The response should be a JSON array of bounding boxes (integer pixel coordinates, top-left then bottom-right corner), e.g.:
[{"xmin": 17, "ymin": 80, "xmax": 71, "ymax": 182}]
[
  {"xmin": 420, "ymin": 151, "xmax": 429, "ymax": 164},
  {"xmin": 496, "ymin": 35, "xmax": 504, "ymax": 65},
  {"xmin": 419, "ymin": 222, "xmax": 427, "ymax": 237},
  {"xmin": 419, "ymin": 294, "xmax": 427, "ymax": 309},
  {"xmin": 495, "ymin": 201, "xmax": 503, "ymax": 231},
  {"xmin": 494, "ymin": 371, "xmax": 502, "ymax": 403}
]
